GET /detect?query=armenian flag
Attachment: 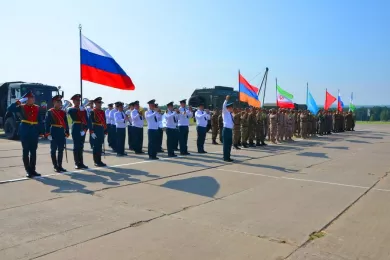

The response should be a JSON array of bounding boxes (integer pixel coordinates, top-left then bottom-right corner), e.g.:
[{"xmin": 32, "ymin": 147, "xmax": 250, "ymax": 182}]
[
  {"xmin": 81, "ymin": 34, "xmax": 135, "ymax": 90},
  {"xmin": 239, "ymin": 73, "xmax": 261, "ymax": 107}
]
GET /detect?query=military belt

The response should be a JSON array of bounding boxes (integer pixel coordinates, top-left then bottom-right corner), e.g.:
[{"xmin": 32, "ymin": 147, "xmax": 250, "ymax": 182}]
[
  {"xmin": 73, "ymin": 121, "xmax": 81, "ymax": 124},
  {"xmin": 21, "ymin": 120, "xmax": 38, "ymax": 125},
  {"xmin": 51, "ymin": 124, "xmax": 63, "ymax": 128},
  {"xmin": 93, "ymin": 123, "xmax": 103, "ymax": 126}
]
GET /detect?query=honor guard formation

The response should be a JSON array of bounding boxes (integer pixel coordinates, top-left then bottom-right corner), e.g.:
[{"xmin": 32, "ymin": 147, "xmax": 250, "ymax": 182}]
[{"xmin": 8, "ymin": 93, "xmax": 356, "ymax": 178}]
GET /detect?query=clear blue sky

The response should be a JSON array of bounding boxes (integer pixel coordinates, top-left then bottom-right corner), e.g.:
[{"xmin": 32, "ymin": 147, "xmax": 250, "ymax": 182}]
[{"xmin": 1, "ymin": 0, "xmax": 389, "ymax": 106}]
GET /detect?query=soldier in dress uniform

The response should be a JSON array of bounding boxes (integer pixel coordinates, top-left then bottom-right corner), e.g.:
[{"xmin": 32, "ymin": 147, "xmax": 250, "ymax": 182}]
[
  {"xmin": 178, "ymin": 99, "xmax": 192, "ymax": 155},
  {"xmin": 114, "ymin": 102, "xmax": 127, "ymax": 156},
  {"xmin": 131, "ymin": 101, "xmax": 145, "ymax": 154},
  {"xmin": 269, "ymin": 109, "xmax": 277, "ymax": 144},
  {"xmin": 89, "ymin": 97, "xmax": 108, "ymax": 167},
  {"xmin": 105, "ymin": 103, "xmax": 113, "ymax": 148},
  {"xmin": 218, "ymin": 111, "xmax": 223, "ymax": 144},
  {"xmin": 233, "ymin": 107, "xmax": 241, "ymax": 149},
  {"xmin": 195, "ymin": 103, "xmax": 210, "ymax": 153},
  {"xmin": 211, "ymin": 109, "xmax": 219, "ymax": 145},
  {"xmin": 156, "ymin": 103, "xmax": 164, "ymax": 152},
  {"xmin": 109, "ymin": 103, "xmax": 118, "ymax": 152},
  {"xmin": 240, "ymin": 107, "xmax": 250, "ymax": 148},
  {"xmin": 68, "ymin": 94, "xmax": 89, "ymax": 169},
  {"xmin": 125, "ymin": 102, "xmax": 134, "ymax": 150},
  {"xmin": 45, "ymin": 95, "xmax": 69, "ymax": 173},
  {"xmin": 222, "ymin": 96, "xmax": 234, "ymax": 162},
  {"xmin": 86, "ymin": 100, "xmax": 94, "ymax": 149},
  {"xmin": 146, "ymin": 99, "xmax": 161, "ymax": 160},
  {"xmin": 7, "ymin": 91, "xmax": 42, "ymax": 177},
  {"xmin": 165, "ymin": 102, "xmax": 179, "ymax": 157}
]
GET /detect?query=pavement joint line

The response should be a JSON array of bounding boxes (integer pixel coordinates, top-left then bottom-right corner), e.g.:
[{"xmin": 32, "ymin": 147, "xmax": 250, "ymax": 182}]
[{"xmin": 216, "ymin": 169, "xmax": 390, "ymax": 192}]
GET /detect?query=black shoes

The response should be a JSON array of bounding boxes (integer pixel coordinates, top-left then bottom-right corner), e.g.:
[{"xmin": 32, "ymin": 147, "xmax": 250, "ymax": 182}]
[
  {"xmin": 224, "ymin": 158, "xmax": 234, "ymax": 162},
  {"xmin": 26, "ymin": 170, "xmax": 41, "ymax": 178},
  {"xmin": 149, "ymin": 156, "xmax": 159, "ymax": 160}
]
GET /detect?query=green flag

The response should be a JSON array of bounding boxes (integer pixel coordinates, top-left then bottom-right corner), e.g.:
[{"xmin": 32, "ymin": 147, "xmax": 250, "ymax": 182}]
[
  {"xmin": 276, "ymin": 85, "xmax": 294, "ymax": 99},
  {"xmin": 349, "ymin": 92, "xmax": 355, "ymax": 112}
]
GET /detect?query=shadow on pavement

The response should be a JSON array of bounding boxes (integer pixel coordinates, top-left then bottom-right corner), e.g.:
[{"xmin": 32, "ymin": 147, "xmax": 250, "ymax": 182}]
[
  {"xmin": 323, "ymin": 146, "xmax": 349, "ymax": 150},
  {"xmin": 161, "ymin": 176, "xmax": 220, "ymax": 198},
  {"xmin": 34, "ymin": 177, "xmax": 94, "ymax": 194},
  {"xmin": 297, "ymin": 152, "xmax": 329, "ymax": 159},
  {"xmin": 244, "ymin": 163, "xmax": 299, "ymax": 173},
  {"xmin": 345, "ymin": 139, "xmax": 372, "ymax": 144}
]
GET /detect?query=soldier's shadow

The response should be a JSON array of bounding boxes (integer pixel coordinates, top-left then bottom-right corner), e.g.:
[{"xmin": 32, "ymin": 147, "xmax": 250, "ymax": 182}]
[{"xmin": 34, "ymin": 177, "xmax": 94, "ymax": 194}]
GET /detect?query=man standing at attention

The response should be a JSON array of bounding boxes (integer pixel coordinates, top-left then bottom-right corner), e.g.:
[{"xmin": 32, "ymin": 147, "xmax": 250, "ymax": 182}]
[
  {"xmin": 195, "ymin": 103, "xmax": 210, "ymax": 153},
  {"xmin": 222, "ymin": 96, "xmax": 234, "ymax": 162},
  {"xmin": 178, "ymin": 99, "xmax": 192, "ymax": 155},
  {"xmin": 145, "ymin": 99, "xmax": 160, "ymax": 160}
]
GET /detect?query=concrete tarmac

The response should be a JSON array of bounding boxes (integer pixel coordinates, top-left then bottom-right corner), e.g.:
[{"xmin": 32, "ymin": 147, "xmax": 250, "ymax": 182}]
[{"xmin": 0, "ymin": 125, "xmax": 389, "ymax": 259}]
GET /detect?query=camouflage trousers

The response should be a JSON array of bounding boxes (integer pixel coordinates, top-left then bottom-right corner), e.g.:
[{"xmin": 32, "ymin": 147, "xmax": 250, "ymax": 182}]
[
  {"xmin": 256, "ymin": 125, "xmax": 265, "ymax": 143},
  {"xmin": 277, "ymin": 124, "xmax": 284, "ymax": 141},
  {"xmin": 248, "ymin": 127, "xmax": 255, "ymax": 144},
  {"xmin": 241, "ymin": 127, "xmax": 249, "ymax": 144},
  {"xmin": 233, "ymin": 128, "xmax": 241, "ymax": 145},
  {"xmin": 270, "ymin": 126, "xmax": 277, "ymax": 143},
  {"xmin": 300, "ymin": 123, "xmax": 307, "ymax": 138},
  {"xmin": 211, "ymin": 125, "xmax": 218, "ymax": 141}
]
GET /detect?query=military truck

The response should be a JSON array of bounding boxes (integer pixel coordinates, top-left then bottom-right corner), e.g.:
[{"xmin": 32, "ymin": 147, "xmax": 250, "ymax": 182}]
[
  {"xmin": 188, "ymin": 86, "xmax": 240, "ymax": 109},
  {"xmin": 0, "ymin": 81, "xmax": 63, "ymax": 140}
]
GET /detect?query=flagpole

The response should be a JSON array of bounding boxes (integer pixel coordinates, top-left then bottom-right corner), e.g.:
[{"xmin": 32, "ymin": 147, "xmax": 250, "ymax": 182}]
[
  {"xmin": 262, "ymin": 68, "xmax": 268, "ymax": 108},
  {"xmin": 79, "ymin": 24, "xmax": 83, "ymax": 100}
]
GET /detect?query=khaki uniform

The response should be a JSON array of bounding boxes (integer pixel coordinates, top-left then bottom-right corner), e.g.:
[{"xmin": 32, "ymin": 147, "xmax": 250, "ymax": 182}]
[
  {"xmin": 297, "ymin": 112, "xmax": 301, "ymax": 137},
  {"xmin": 255, "ymin": 111, "xmax": 266, "ymax": 144},
  {"xmin": 269, "ymin": 113, "xmax": 277, "ymax": 143},
  {"xmin": 286, "ymin": 113, "xmax": 294, "ymax": 139},
  {"xmin": 233, "ymin": 113, "xmax": 241, "ymax": 146},
  {"xmin": 277, "ymin": 112, "xmax": 285, "ymax": 141},
  {"xmin": 284, "ymin": 113, "xmax": 289, "ymax": 140},
  {"xmin": 300, "ymin": 113, "xmax": 308, "ymax": 138},
  {"xmin": 267, "ymin": 113, "xmax": 271, "ymax": 141},
  {"xmin": 248, "ymin": 112, "xmax": 256, "ymax": 145},
  {"xmin": 241, "ymin": 112, "xmax": 249, "ymax": 146},
  {"xmin": 307, "ymin": 114, "xmax": 312, "ymax": 136},
  {"xmin": 218, "ymin": 114, "xmax": 223, "ymax": 142},
  {"xmin": 211, "ymin": 112, "xmax": 219, "ymax": 143}
]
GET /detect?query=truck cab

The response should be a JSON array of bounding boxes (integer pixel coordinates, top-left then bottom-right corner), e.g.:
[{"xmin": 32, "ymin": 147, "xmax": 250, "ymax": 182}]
[{"xmin": 0, "ymin": 82, "xmax": 63, "ymax": 140}]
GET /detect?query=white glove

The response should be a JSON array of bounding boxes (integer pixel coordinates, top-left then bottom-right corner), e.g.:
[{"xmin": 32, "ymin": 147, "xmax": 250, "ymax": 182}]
[
  {"xmin": 79, "ymin": 106, "xmax": 85, "ymax": 111},
  {"xmin": 19, "ymin": 97, "xmax": 28, "ymax": 103},
  {"xmin": 91, "ymin": 133, "xmax": 97, "ymax": 139},
  {"xmin": 80, "ymin": 131, "xmax": 85, "ymax": 136},
  {"xmin": 47, "ymin": 135, "xmax": 53, "ymax": 141}
]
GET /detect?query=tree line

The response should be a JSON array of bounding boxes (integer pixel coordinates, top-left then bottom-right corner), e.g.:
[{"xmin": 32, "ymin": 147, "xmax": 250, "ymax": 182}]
[{"xmin": 353, "ymin": 106, "xmax": 389, "ymax": 121}]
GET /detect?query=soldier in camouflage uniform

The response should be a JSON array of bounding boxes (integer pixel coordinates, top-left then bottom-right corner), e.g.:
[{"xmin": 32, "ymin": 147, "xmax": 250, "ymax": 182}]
[
  {"xmin": 283, "ymin": 110, "xmax": 289, "ymax": 141},
  {"xmin": 296, "ymin": 110, "xmax": 301, "ymax": 137},
  {"xmin": 218, "ymin": 111, "xmax": 223, "ymax": 143},
  {"xmin": 312, "ymin": 113, "xmax": 317, "ymax": 136},
  {"xmin": 300, "ymin": 110, "xmax": 308, "ymax": 139},
  {"xmin": 255, "ymin": 108, "xmax": 267, "ymax": 146},
  {"xmin": 286, "ymin": 110, "xmax": 294, "ymax": 141},
  {"xmin": 307, "ymin": 112, "xmax": 312, "ymax": 137},
  {"xmin": 277, "ymin": 109, "xmax": 285, "ymax": 142},
  {"xmin": 211, "ymin": 109, "xmax": 219, "ymax": 144},
  {"xmin": 318, "ymin": 110, "xmax": 325, "ymax": 135},
  {"xmin": 267, "ymin": 110, "xmax": 271, "ymax": 141},
  {"xmin": 248, "ymin": 107, "xmax": 256, "ymax": 147},
  {"xmin": 269, "ymin": 109, "xmax": 277, "ymax": 144},
  {"xmin": 241, "ymin": 108, "xmax": 249, "ymax": 148},
  {"xmin": 233, "ymin": 108, "xmax": 241, "ymax": 149}
]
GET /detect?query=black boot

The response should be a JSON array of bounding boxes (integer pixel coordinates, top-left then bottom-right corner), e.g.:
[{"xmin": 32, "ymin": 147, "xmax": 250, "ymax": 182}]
[
  {"xmin": 234, "ymin": 145, "xmax": 241, "ymax": 150},
  {"xmin": 23, "ymin": 155, "xmax": 32, "ymax": 177},
  {"xmin": 93, "ymin": 154, "xmax": 99, "ymax": 167},
  {"xmin": 30, "ymin": 152, "xmax": 40, "ymax": 177},
  {"xmin": 242, "ymin": 142, "xmax": 248, "ymax": 148},
  {"xmin": 212, "ymin": 140, "xmax": 218, "ymax": 145},
  {"xmin": 96, "ymin": 153, "xmax": 106, "ymax": 167},
  {"xmin": 51, "ymin": 154, "xmax": 60, "ymax": 172},
  {"xmin": 79, "ymin": 151, "xmax": 88, "ymax": 169},
  {"xmin": 261, "ymin": 141, "xmax": 267, "ymax": 146},
  {"xmin": 74, "ymin": 151, "xmax": 81, "ymax": 169},
  {"xmin": 57, "ymin": 152, "xmax": 67, "ymax": 172},
  {"xmin": 249, "ymin": 142, "xmax": 256, "ymax": 147},
  {"xmin": 256, "ymin": 142, "xmax": 262, "ymax": 146}
]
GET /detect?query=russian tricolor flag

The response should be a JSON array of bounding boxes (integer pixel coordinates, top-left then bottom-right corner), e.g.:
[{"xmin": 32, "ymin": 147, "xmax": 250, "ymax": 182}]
[
  {"xmin": 337, "ymin": 90, "xmax": 344, "ymax": 112},
  {"xmin": 81, "ymin": 34, "xmax": 135, "ymax": 90}
]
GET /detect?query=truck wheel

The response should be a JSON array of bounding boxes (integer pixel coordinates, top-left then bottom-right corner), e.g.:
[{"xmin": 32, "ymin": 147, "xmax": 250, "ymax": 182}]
[{"xmin": 4, "ymin": 117, "xmax": 18, "ymax": 140}]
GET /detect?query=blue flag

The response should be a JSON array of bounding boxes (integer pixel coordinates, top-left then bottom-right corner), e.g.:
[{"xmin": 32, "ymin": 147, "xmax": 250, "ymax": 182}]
[{"xmin": 307, "ymin": 90, "xmax": 319, "ymax": 115}]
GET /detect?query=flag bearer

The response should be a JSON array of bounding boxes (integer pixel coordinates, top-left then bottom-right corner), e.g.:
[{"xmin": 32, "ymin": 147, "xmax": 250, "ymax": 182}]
[
  {"xmin": 125, "ymin": 102, "xmax": 134, "ymax": 150},
  {"xmin": 7, "ymin": 91, "xmax": 42, "ymax": 178},
  {"xmin": 68, "ymin": 94, "xmax": 89, "ymax": 169},
  {"xmin": 105, "ymin": 103, "xmax": 113, "ymax": 148},
  {"xmin": 195, "ymin": 103, "xmax": 210, "ymax": 153},
  {"xmin": 109, "ymin": 103, "xmax": 118, "ymax": 152},
  {"xmin": 222, "ymin": 96, "xmax": 234, "ymax": 162},
  {"xmin": 146, "ymin": 99, "xmax": 160, "ymax": 160},
  {"xmin": 131, "ymin": 101, "xmax": 145, "ymax": 154},
  {"xmin": 165, "ymin": 102, "xmax": 179, "ymax": 157},
  {"xmin": 178, "ymin": 99, "xmax": 192, "ymax": 155},
  {"xmin": 114, "ymin": 102, "xmax": 127, "ymax": 156},
  {"xmin": 89, "ymin": 97, "xmax": 107, "ymax": 167},
  {"xmin": 45, "ymin": 95, "xmax": 69, "ymax": 173}
]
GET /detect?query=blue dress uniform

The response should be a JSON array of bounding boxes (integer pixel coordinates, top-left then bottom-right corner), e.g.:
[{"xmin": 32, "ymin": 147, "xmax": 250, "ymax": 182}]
[
  {"xmin": 146, "ymin": 99, "xmax": 160, "ymax": 160},
  {"xmin": 165, "ymin": 102, "xmax": 179, "ymax": 157},
  {"xmin": 126, "ymin": 103, "xmax": 134, "ymax": 150},
  {"xmin": 45, "ymin": 95, "xmax": 70, "ymax": 173},
  {"xmin": 87, "ymin": 103, "xmax": 94, "ymax": 150},
  {"xmin": 178, "ymin": 99, "xmax": 192, "ymax": 155},
  {"xmin": 114, "ymin": 102, "xmax": 127, "ymax": 156},
  {"xmin": 89, "ymin": 97, "xmax": 108, "ymax": 167},
  {"xmin": 130, "ymin": 101, "xmax": 145, "ymax": 154},
  {"xmin": 105, "ymin": 104, "xmax": 113, "ymax": 148},
  {"xmin": 7, "ymin": 91, "xmax": 42, "ymax": 178},
  {"xmin": 222, "ymin": 99, "xmax": 234, "ymax": 162},
  {"xmin": 195, "ymin": 105, "xmax": 210, "ymax": 153},
  {"xmin": 109, "ymin": 107, "xmax": 118, "ymax": 152},
  {"xmin": 156, "ymin": 103, "xmax": 164, "ymax": 153},
  {"xmin": 68, "ymin": 94, "xmax": 89, "ymax": 169}
]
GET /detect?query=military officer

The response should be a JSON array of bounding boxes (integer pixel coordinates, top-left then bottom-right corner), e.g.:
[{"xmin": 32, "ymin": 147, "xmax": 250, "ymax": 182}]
[
  {"xmin": 222, "ymin": 96, "xmax": 234, "ymax": 162},
  {"xmin": 114, "ymin": 102, "xmax": 127, "ymax": 156},
  {"xmin": 89, "ymin": 97, "xmax": 108, "ymax": 167},
  {"xmin": 195, "ymin": 103, "xmax": 210, "ymax": 153},
  {"xmin": 86, "ymin": 100, "xmax": 94, "ymax": 150},
  {"xmin": 156, "ymin": 103, "xmax": 164, "ymax": 152},
  {"xmin": 7, "ymin": 91, "xmax": 42, "ymax": 177},
  {"xmin": 125, "ymin": 102, "xmax": 134, "ymax": 150},
  {"xmin": 146, "ymin": 99, "xmax": 160, "ymax": 160},
  {"xmin": 68, "ymin": 94, "xmax": 89, "ymax": 169},
  {"xmin": 233, "ymin": 108, "xmax": 241, "ymax": 149},
  {"xmin": 241, "ymin": 107, "xmax": 250, "ymax": 148},
  {"xmin": 178, "ymin": 99, "xmax": 192, "ymax": 155},
  {"xmin": 211, "ymin": 109, "xmax": 219, "ymax": 144},
  {"xmin": 165, "ymin": 102, "xmax": 179, "ymax": 157},
  {"xmin": 105, "ymin": 103, "xmax": 113, "ymax": 148},
  {"xmin": 131, "ymin": 101, "xmax": 145, "ymax": 154},
  {"xmin": 45, "ymin": 95, "xmax": 69, "ymax": 173},
  {"xmin": 108, "ymin": 103, "xmax": 118, "ymax": 152}
]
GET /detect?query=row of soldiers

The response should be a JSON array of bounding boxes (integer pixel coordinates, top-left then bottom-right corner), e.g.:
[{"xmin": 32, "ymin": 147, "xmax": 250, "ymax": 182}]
[{"xmin": 210, "ymin": 107, "xmax": 356, "ymax": 146}]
